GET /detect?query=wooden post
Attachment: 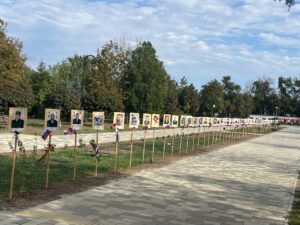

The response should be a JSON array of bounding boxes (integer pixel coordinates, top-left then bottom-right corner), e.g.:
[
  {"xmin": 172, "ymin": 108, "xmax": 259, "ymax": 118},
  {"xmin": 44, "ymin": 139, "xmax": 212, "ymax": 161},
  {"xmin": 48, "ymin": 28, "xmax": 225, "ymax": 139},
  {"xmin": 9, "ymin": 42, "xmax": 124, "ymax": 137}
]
[
  {"xmin": 185, "ymin": 126, "xmax": 189, "ymax": 153},
  {"xmin": 203, "ymin": 126, "xmax": 206, "ymax": 147},
  {"xmin": 142, "ymin": 128, "xmax": 146, "ymax": 162},
  {"xmin": 114, "ymin": 128, "xmax": 119, "ymax": 172},
  {"xmin": 151, "ymin": 129, "xmax": 155, "ymax": 162},
  {"xmin": 207, "ymin": 127, "xmax": 210, "ymax": 146},
  {"xmin": 163, "ymin": 128, "xmax": 167, "ymax": 158},
  {"xmin": 9, "ymin": 133, "xmax": 18, "ymax": 199},
  {"xmin": 171, "ymin": 127, "xmax": 175, "ymax": 156},
  {"xmin": 95, "ymin": 130, "xmax": 99, "ymax": 177},
  {"xmin": 129, "ymin": 128, "xmax": 134, "ymax": 168},
  {"xmin": 45, "ymin": 135, "xmax": 52, "ymax": 189},
  {"xmin": 192, "ymin": 127, "xmax": 195, "ymax": 151},
  {"xmin": 179, "ymin": 127, "xmax": 183, "ymax": 155},
  {"xmin": 197, "ymin": 126, "xmax": 201, "ymax": 147},
  {"xmin": 73, "ymin": 131, "xmax": 78, "ymax": 181}
]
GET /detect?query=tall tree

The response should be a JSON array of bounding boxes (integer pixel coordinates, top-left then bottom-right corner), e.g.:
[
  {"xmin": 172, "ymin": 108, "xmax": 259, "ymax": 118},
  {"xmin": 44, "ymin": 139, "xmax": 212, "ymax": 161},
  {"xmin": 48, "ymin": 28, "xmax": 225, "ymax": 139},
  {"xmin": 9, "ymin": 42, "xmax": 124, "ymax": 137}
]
[
  {"xmin": 222, "ymin": 76, "xmax": 241, "ymax": 117},
  {"xmin": 122, "ymin": 41, "xmax": 168, "ymax": 113},
  {"xmin": 0, "ymin": 19, "xmax": 34, "ymax": 112},
  {"xmin": 178, "ymin": 79, "xmax": 200, "ymax": 115},
  {"xmin": 199, "ymin": 80, "xmax": 224, "ymax": 117}
]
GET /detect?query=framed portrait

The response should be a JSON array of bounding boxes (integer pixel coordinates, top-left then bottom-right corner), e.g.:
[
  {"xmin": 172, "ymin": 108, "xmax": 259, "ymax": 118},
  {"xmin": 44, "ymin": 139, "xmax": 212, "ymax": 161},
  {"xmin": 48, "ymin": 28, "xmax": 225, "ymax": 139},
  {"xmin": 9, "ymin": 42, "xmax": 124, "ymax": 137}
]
[
  {"xmin": 193, "ymin": 117, "xmax": 198, "ymax": 127},
  {"xmin": 9, "ymin": 107, "xmax": 27, "ymax": 132},
  {"xmin": 92, "ymin": 112, "xmax": 105, "ymax": 130},
  {"xmin": 187, "ymin": 116, "xmax": 193, "ymax": 127},
  {"xmin": 151, "ymin": 114, "xmax": 160, "ymax": 128},
  {"xmin": 44, "ymin": 109, "xmax": 60, "ymax": 131},
  {"xmin": 114, "ymin": 112, "xmax": 125, "ymax": 129},
  {"xmin": 163, "ymin": 114, "xmax": 171, "ymax": 128},
  {"xmin": 71, "ymin": 110, "xmax": 84, "ymax": 130},
  {"xmin": 171, "ymin": 115, "xmax": 179, "ymax": 127},
  {"xmin": 143, "ymin": 113, "xmax": 151, "ymax": 128},
  {"xmin": 129, "ymin": 113, "xmax": 140, "ymax": 129},
  {"xmin": 180, "ymin": 115, "xmax": 187, "ymax": 127},
  {"xmin": 198, "ymin": 117, "xmax": 203, "ymax": 126}
]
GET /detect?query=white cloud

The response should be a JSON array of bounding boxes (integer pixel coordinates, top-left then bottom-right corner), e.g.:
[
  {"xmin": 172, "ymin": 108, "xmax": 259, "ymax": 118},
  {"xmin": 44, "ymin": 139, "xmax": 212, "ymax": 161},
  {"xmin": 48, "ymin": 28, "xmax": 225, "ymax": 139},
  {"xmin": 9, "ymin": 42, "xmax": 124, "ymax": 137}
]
[{"xmin": 0, "ymin": 0, "xmax": 299, "ymax": 86}]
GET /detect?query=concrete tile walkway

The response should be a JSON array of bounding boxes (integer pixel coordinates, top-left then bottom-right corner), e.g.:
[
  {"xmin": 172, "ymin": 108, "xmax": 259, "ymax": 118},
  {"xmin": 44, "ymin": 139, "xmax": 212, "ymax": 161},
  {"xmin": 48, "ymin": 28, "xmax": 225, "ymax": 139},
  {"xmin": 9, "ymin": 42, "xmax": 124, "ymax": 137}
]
[{"xmin": 0, "ymin": 126, "xmax": 299, "ymax": 225}]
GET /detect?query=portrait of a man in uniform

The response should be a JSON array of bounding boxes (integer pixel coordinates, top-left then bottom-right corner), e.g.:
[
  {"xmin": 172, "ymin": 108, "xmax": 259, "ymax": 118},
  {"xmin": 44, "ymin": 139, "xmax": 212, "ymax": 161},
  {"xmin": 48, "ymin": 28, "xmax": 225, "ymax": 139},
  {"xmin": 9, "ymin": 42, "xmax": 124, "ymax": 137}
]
[
  {"xmin": 45, "ymin": 109, "xmax": 60, "ymax": 130},
  {"xmin": 11, "ymin": 111, "xmax": 24, "ymax": 129},
  {"xmin": 73, "ymin": 113, "xmax": 81, "ymax": 125}
]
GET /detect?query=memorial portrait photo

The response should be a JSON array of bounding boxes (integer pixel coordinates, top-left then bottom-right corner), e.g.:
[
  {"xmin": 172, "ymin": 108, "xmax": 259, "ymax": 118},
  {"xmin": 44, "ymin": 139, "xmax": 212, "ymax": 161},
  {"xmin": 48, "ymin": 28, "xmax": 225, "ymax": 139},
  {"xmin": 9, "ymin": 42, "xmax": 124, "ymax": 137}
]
[
  {"xmin": 114, "ymin": 112, "xmax": 125, "ymax": 129},
  {"xmin": 193, "ymin": 117, "xmax": 198, "ymax": 126},
  {"xmin": 71, "ymin": 110, "xmax": 84, "ymax": 130},
  {"xmin": 92, "ymin": 112, "xmax": 105, "ymax": 130},
  {"xmin": 163, "ymin": 114, "xmax": 171, "ymax": 127},
  {"xmin": 45, "ymin": 109, "xmax": 60, "ymax": 130},
  {"xmin": 151, "ymin": 114, "xmax": 160, "ymax": 128},
  {"xmin": 171, "ymin": 115, "xmax": 178, "ymax": 127},
  {"xmin": 9, "ymin": 107, "xmax": 27, "ymax": 132},
  {"xmin": 143, "ymin": 113, "xmax": 151, "ymax": 128},
  {"xmin": 180, "ymin": 115, "xmax": 187, "ymax": 127},
  {"xmin": 129, "ymin": 113, "xmax": 140, "ymax": 129},
  {"xmin": 187, "ymin": 116, "xmax": 193, "ymax": 127}
]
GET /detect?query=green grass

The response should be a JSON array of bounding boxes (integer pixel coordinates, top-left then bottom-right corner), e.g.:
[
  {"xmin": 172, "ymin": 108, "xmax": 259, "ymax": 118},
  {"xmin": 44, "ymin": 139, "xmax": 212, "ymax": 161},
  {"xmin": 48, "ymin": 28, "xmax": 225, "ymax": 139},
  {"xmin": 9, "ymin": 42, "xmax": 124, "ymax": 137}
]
[
  {"xmin": 288, "ymin": 172, "xmax": 300, "ymax": 225},
  {"xmin": 0, "ymin": 126, "xmax": 274, "ymax": 198}
]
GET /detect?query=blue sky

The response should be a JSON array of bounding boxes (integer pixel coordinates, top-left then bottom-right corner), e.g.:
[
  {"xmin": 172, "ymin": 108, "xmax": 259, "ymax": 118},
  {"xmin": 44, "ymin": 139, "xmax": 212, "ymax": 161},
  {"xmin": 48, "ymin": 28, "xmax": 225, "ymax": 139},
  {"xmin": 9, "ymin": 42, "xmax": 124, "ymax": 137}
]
[{"xmin": 1, "ymin": 0, "xmax": 300, "ymax": 88}]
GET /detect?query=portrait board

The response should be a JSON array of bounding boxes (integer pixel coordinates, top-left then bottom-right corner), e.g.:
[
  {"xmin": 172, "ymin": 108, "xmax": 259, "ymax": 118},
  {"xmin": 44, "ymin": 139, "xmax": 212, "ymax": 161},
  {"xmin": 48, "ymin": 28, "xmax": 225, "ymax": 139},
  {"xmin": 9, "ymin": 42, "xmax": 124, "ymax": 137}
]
[
  {"xmin": 171, "ymin": 115, "xmax": 179, "ymax": 127},
  {"xmin": 163, "ymin": 114, "xmax": 171, "ymax": 128},
  {"xmin": 198, "ymin": 117, "xmax": 203, "ymax": 126},
  {"xmin": 129, "ymin": 113, "xmax": 140, "ymax": 129},
  {"xmin": 113, "ymin": 112, "xmax": 125, "ymax": 129},
  {"xmin": 203, "ymin": 117, "xmax": 208, "ymax": 126},
  {"xmin": 92, "ymin": 112, "xmax": 105, "ymax": 130},
  {"xmin": 9, "ymin": 107, "xmax": 27, "ymax": 133},
  {"xmin": 44, "ymin": 109, "xmax": 60, "ymax": 131},
  {"xmin": 193, "ymin": 117, "xmax": 198, "ymax": 127},
  {"xmin": 142, "ymin": 113, "xmax": 151, "ymax": 128},
  {"xmin": 180, "ymin": 115, "xmax": 188, "ymax": 127},
  {"xmin": 151, "ymin": 114, "xmax": 160, "ymax": 128},
  {"xmin": 71, "ymin": 110, "xmax": 84, "ymax": 130},
  {"xmin": 187, "ymin": 116, "xmax": 193, "ymax": 127}
]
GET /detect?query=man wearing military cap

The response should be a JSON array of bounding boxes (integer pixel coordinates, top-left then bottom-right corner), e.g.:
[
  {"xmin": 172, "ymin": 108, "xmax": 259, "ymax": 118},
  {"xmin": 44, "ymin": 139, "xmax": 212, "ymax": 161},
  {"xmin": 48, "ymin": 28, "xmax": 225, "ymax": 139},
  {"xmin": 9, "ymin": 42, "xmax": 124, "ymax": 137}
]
[{"xmin": 11, "ymin": 111, "xmax": 24, "ymax": 129}]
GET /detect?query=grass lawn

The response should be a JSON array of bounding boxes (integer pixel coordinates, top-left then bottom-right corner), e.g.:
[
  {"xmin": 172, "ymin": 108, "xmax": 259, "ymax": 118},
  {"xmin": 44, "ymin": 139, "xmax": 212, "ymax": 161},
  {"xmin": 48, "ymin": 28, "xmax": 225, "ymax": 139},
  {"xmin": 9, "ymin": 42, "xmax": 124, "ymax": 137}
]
[{"xmin": 0, "ymin": 126, "xmax": 274, "ymax": 199}]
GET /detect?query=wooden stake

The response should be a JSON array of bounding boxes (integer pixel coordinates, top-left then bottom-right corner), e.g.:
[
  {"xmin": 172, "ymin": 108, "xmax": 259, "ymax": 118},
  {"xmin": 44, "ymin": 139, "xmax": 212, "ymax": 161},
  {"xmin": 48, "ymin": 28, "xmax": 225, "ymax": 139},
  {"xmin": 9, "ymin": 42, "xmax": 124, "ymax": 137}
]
[
  {"xmin": 95, "ymin": 130, "xmax": 99, "ymax": 177},
  {"xmin": 179, "ymin": 128, "xmax": 183, "ymax": 155},
  {"xmin": 192, "ymin": 127, "xmax": 195, "ymax": 151},
  {"xmin": 185, "ymin": 127, "xmax": 189, "ymax": 153},
  {"xmin": 73, "ymin": 131, "xmax": 78, "ymax": 181},
  {"xmin": 163, "ymin": 128, "xmax": 167, "ymax": 158},
  {"xmin": 114, "ymin": 128, "xmax": 119, "ymax": 172},
  {"xmin": 45, "ymin": 135, "xmax": 52, "ymax": 189},
  {"xmin": 197, "ymin": 126, "xmax": 201, "ymax": 147},
  {"xmin": 129, "ymin": 128, "xmax": 134, "ymax": 167},
  {"xmin": 9, "ymin": 133, "xmax": 18, "ymax": 199},
  {"xmin": 171, "ymin": 127, "xmax": 175, "ymax": 156},
  {"xmin": 151, "ymin": 129, "xmax": 155, "ymax": 162},
  {"xmin": 142, "ymin": 128, "xmax": 146, "ymax": 162}
]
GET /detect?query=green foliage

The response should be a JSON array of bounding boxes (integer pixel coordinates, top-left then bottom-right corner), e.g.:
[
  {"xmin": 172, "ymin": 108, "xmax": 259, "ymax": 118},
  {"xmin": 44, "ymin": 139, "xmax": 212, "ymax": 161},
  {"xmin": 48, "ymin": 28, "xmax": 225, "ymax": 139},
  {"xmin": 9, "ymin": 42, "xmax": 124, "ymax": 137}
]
[
  {"xmin": 178, "ymin": 78, "xmax": 200, "ymax": 115},
  {"xmin": 199, "ymin": 80, "xmax": 224, "ymax": 116},
  {"xmin": 0, "ymin": 19, "xmax": 34, "ymax": 112},
  {"xmin": 122, "ymin": 42, "xmax": 169, "ymax": 113},
  {"xmin": 44, "ymin": 86, "xmax": 81, "ymax": 120}
]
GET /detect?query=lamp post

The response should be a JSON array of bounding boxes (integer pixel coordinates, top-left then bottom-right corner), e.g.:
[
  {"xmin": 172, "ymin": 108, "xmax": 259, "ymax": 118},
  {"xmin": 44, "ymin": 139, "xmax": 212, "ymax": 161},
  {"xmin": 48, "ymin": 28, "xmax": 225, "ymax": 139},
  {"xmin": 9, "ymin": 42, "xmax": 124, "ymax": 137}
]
[{"xmin": 275, "ymin": 106, "xmax": 278, "ymax": 117}]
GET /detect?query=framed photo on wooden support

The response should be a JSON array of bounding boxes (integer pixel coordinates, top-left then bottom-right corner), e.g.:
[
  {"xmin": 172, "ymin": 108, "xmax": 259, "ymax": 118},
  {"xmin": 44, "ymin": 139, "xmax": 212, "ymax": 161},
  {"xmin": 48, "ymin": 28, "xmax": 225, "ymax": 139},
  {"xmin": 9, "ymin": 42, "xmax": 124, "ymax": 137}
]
[
  {"xmin": 114, "ymin": 112, "xmax": 125, "ymax": 129},
  {"xmin": 9, "ymin": 107, "xmax": 27, "ymax": 133},
  {"xmin": 92, "ymin": 112, "xmax": 105, "ymax": 130},
  {"xmin": 129, "ymin": 113, "xmax": 140, "ymax": 129},
  {"xmin": 171, "ymin": 115, "xmax": 179, "ymax": 127},
  {"xmin": 163, "ymin": 114, "xmax": 171, "ymax": 128},
  {"xmin": 44, "ymin": 109, "xmax": 60, "ymax": 131},
  {"xmin": 71, "ymin": 110, "xmax": 84, "ymax": 130},
  {"xmin": 180, "ymin": 115, "xmax": 188, "ymax": 127},
  {"xmin": 143, "ymin": 113, "xmax": 151, "ymax": 128},
  {"xmin": 151, "ymin": 114, "xmax": 160, "ymax": 128}
]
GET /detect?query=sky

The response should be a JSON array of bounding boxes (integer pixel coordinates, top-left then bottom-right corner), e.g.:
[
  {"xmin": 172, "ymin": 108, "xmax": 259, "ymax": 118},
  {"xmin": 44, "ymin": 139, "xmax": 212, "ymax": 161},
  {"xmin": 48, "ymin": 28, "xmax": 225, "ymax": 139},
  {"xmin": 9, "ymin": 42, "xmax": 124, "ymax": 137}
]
[{"xmin": 0, "ymin": 0, "xmax": 300, "ymax": 88}]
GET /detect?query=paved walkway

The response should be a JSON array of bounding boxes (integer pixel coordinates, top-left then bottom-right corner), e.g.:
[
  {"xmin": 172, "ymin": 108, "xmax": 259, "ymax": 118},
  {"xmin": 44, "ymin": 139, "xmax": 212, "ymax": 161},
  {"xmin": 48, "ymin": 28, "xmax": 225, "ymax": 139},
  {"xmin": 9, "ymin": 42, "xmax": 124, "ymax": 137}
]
[
  {"xmin": 1, "ymin": 126, "xmax": 299, "ymax": 225},
  {"xmin": 0, "ymin": 125, "xmax": 231, "ymax": 153}
]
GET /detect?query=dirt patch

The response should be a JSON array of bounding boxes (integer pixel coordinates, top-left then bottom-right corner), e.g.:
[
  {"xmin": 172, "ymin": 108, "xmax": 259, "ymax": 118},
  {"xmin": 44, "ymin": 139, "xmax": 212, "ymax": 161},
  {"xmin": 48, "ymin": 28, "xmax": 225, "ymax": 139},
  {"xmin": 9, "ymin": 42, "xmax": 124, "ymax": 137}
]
[{"xmin": 0, "ymin": 134, "xmax": 264, "ymax": 212}]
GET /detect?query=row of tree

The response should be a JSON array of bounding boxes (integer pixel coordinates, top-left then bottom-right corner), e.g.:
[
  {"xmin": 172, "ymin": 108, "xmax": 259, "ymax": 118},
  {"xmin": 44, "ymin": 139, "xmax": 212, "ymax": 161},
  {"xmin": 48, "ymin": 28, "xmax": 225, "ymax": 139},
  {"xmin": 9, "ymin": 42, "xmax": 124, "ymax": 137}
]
[{"xmin": 0, "ymin": 19, "xmax": 299, "ymax": 120}]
